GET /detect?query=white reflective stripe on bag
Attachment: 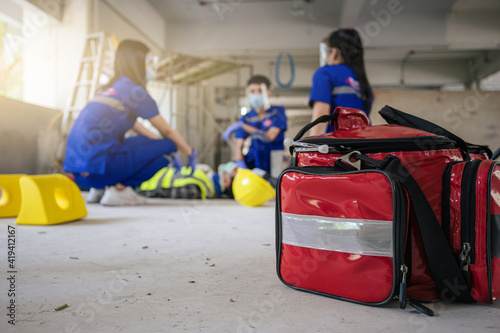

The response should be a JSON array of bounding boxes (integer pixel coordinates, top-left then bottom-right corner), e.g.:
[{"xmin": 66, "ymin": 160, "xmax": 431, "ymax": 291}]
[{"xmin": 281, "ymin": 212, "xmax": 393, "ymax": 257}]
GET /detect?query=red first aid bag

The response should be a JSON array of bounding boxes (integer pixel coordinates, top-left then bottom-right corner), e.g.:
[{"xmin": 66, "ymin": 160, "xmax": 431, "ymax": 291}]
[{"xmin": 276, "ymin": 106, "xmax": 497, "ymax": 315}]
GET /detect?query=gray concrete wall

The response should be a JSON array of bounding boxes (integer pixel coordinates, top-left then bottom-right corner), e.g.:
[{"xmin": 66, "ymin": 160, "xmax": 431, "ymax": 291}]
[
  {"xmin": 0, "ymin": 96, "xmax": 60, "ymax": 174},
  {"xmin": 370, "ymin": 90, "xmax": 500, "ymax": 152}
]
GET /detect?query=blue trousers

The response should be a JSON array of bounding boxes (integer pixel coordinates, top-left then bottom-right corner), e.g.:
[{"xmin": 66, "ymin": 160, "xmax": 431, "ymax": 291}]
[
  {"xmin": 244, "ymin": 138, "xmax": 272, "ymax": 173},
  {"xmin": 74, "ymin": 136, "xmax": 176, "ymax": 189}
]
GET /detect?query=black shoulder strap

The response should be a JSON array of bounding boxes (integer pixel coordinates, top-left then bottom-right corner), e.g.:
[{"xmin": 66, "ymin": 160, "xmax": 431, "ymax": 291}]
[
  {"xmin": 379, "ymin": 105, "xmax": 473, "ymax": 160},
  {"xmin": 379, "ymin": 156, "xmax": 474, "ymax": 303}
]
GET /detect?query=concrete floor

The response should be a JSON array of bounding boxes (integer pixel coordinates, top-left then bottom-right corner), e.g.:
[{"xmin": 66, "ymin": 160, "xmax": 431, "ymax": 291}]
[{"xmin": 1, "ymin": 195, "xmax": 499, "ymax": 333}]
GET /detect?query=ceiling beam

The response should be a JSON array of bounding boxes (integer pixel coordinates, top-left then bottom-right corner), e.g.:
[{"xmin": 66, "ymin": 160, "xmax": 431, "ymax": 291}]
[
  {"xmin": 22, "ymin": 0, "xmax": 64, "ymax": 21},
  {"xmin": 475, "ymin": 50, "xmax": 500, "ymax": 80},
  {"xmin": 340, "ymin": 0, "xmax": 365, "ymax": 27}
]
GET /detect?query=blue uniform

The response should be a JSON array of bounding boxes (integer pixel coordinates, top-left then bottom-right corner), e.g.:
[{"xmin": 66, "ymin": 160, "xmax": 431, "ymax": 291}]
[
  {"xmin": 235, "ymin": 105, "xmax": 287, "ymax": 173},
  {"xmin": 309, "ymin": 64, "xmax": 369, "ymax": 133},
  {"xmin": 212, "ymin": 173, "xmax": 222, "ymax": 196},
  {"xmin": 63, "ymin": 76, "xmax": 176, "ymax": 189}
]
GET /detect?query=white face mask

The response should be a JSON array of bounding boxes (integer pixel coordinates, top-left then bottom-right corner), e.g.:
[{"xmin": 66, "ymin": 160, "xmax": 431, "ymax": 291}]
[
  {"xmin": 146, "ymin": 68, "xmax": 155, "ymax": 82},
  {"xmin": 319, "ymin": 42, "xmax": 328, "ymax": 67},
  {"xmin": 246, "ymin": 83, "xmax": 271, "ymax": 110}
]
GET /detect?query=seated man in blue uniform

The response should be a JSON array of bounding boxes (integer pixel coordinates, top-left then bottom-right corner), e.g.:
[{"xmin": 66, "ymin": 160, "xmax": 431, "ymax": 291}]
[{"xmin": 222, "ymin": 75, "xmax": 287, "ymax": 174}]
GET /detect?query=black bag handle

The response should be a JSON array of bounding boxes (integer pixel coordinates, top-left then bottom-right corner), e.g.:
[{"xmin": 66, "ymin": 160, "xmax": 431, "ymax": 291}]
[
  {"xmin": 364, "ymin": 155, "xmax": 475, "ymax": 303},
  {"xmin": 293, "ymin": 114, "xmax": 338, "ymax": 141},
  {"xmin": 379, "ymin": 105, "xmax": 476, "ymax": 160},
  {"xmin": 492, "ymin": 147, "xmax": 500, "ymax": 160}
]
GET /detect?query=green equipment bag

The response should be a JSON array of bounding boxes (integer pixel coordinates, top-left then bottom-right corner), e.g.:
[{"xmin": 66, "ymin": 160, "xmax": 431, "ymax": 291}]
[{"xmin": 138, "ymin": 166, "xmax": 215, "ymax": 199}]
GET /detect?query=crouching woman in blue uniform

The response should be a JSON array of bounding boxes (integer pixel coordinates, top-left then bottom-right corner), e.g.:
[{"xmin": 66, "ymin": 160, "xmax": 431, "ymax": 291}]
[
  {"xmin": 63, "ymin": 40, "xmax": 197, "ymax": 206},
  {"xmin": 309, "ymin": 28, "xmax": 373, "ymax": 135},
  {"xmin": 222, "ymin": 75, "xmax": 287, "ymax": 174}
]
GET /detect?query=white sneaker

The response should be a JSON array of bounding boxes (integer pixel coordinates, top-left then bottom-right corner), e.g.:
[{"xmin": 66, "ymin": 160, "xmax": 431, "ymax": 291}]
[
  {"xmin": 99, "ymin": 186, "xmax": 147, "ymax": 206},
  {"xmin": 86, "ymin": 188, "xmax": 105, "ymax": 203}
]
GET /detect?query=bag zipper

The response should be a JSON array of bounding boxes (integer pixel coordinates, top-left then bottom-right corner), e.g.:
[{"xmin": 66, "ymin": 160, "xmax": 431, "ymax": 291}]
[
  {"xmin": 395, "ymin": 185, "xmax": 409, "ymax": 307},
  {"xmin": 295, "ymin": 136, "xmax": 457, "ymax": 154},
  {"xmin": 486, "ymin": 162, "xmax": 497, "ymax": 304},
  {"xmin": 459, "ymin": 159, "xmax": 482, "ymax": 276},
  {"xmin": 441, "ymin": 161, "xmax": 462, "ymax": 242}
]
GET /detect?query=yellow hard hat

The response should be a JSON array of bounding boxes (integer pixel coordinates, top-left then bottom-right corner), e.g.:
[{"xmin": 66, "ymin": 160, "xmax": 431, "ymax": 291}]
[{"xmin": 232, "ymin": 169, "xmax": 275, "ymax": 207}]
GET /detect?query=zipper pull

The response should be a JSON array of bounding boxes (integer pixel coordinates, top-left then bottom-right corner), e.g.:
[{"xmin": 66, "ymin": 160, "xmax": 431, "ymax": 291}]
[
  {"xmin": 284, "ymin": 138, "xmax": 329, "ymax": 154},
  {"xmin": 399, "ymin": 265, "xmax": 408, "ymax": 309},
  {"xmin": 407, "ymin": 299, "xmax": 435, "ymax": 317},
  {"xmin": 399, "ymin": 265, "xmax": 434, "ymax": 316},
  {"xmin": 459, "ymin": 242, "xmax": 471, "ymax": 271}
]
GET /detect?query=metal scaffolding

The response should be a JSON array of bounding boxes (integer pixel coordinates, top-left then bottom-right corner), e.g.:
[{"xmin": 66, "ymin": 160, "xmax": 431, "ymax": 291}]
[{"xmin": 155, "ymin": 53, "xmax": 252, "ymax": 166}]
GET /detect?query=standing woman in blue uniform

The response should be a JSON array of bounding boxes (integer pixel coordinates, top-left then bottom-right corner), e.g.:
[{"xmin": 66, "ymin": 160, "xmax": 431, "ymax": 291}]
[
  {"xmin": 309, "ymin": 28, "xmax": 373, "ymax": 135},
  {"xmin": 63, "ymin": 40, "xmax": 197, "ymax": 206},
  {"xmin": 222, "ymin": 75, "xmax": 287, "ymax": 174}
]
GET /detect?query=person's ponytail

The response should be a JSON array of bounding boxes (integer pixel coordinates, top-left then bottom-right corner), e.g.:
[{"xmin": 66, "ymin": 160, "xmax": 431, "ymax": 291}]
[
  {"xmin": 101, "ymin": 40, "xmax": 150, "ymax": 91},
  {"xmin": 329, "ymin": 29, "xmax": 373, "ymax": 111}
]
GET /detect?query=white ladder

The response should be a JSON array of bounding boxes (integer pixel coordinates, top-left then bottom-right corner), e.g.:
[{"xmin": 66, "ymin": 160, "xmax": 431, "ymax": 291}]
[{"xmin": 61, "ymin": 32, "xmax": 117, "ymax": 133}]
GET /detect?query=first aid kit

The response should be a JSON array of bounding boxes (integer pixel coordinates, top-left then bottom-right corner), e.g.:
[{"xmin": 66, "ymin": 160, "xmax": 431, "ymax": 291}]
[{"xmin": 276, "ymin": 106, "xmax": 499, "ymax": 316}]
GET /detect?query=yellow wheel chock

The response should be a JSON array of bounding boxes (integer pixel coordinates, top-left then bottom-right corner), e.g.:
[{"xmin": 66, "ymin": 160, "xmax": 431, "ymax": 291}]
[
  {"xmin": 0, "ymin": 174, "xmax": 25, "ymax": 218},
  {"xmin": 15, "ymin": 174, "xmax": 87, "ymax": 225}
]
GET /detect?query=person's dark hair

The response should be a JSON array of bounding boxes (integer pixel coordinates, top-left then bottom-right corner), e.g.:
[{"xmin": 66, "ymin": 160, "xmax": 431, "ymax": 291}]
[
  {"xmin": 328, "ymin": 28, "xmax": 373, "ymax": 111},
  {"xmin": 103, "ymin": 39, "xmax": 150, "ymax": 89},
  {"xmin": 223, "ymin": 183, "xmax": 234, "ymax": 199},
  {"xmin": 247, "ymin": 75, "xmax": 271, "ymax": 89}
]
